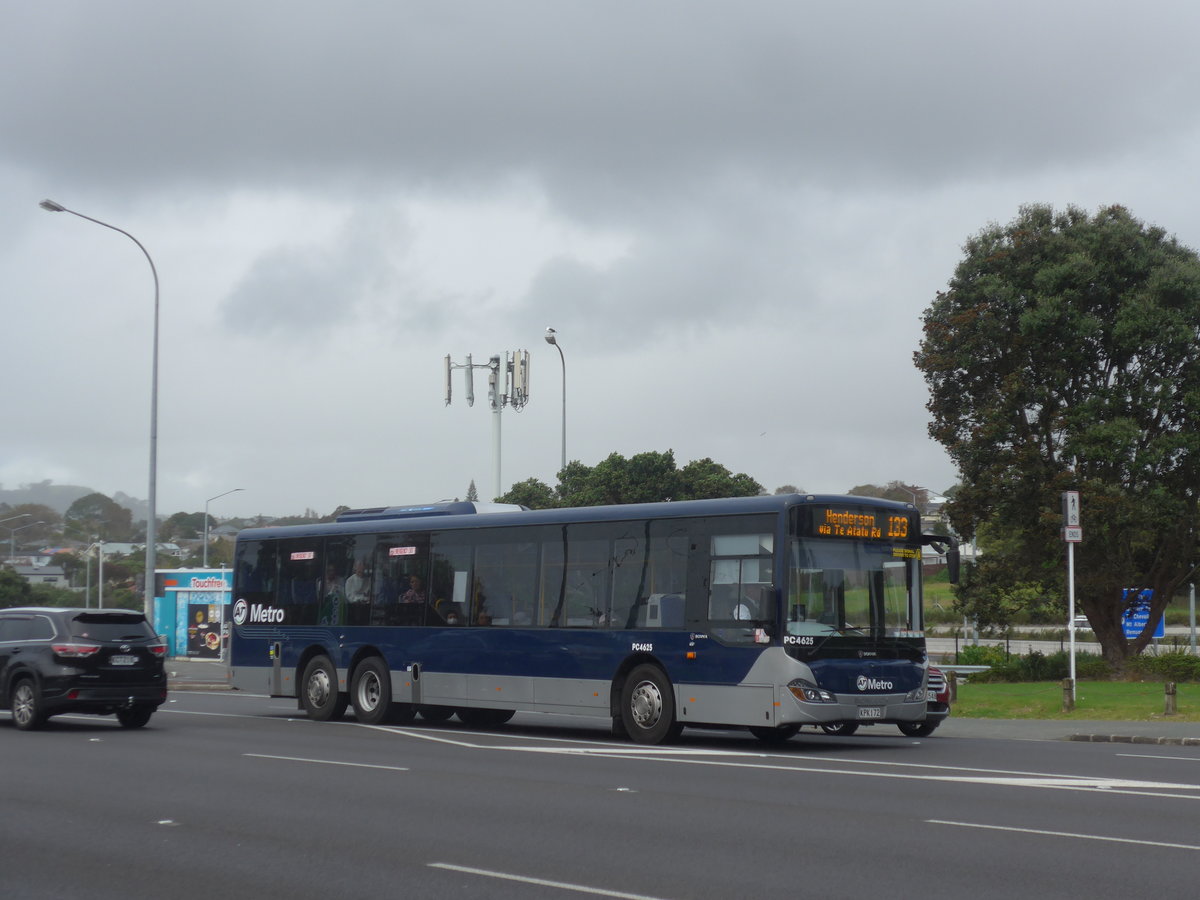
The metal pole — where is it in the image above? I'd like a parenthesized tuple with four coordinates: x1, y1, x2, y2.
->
(1190, 580, 1196, 655)
(204, 488, 243, 568)
(98, 541, 105, 610)
(40, 200, 159, 624)
(1067, 541, 1076, 700)
(544, 328, 566, 472)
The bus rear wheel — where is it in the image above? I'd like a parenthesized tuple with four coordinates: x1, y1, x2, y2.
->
(417, 705, 455, 722)
(351, 657, 395, 726)
(457, 708, 515, 728)
(301, 655, 348, 721)
(620, 664, 681, 745)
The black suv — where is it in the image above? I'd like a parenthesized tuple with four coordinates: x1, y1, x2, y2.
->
(0, 607, 168, 730)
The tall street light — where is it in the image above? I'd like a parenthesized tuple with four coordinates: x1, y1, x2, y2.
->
(544, 327, 566, 473)
(41, 199, 160, 621)
(7, 520, 45, 562)
(204, 488, 244, 567)
(0, 513, 32, 527)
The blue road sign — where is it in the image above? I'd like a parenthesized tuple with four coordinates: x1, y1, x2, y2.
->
(1122, 588, 1165, 640)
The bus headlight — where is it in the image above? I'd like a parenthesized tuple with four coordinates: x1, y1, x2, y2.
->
(787, 679, 836, 704)
(904, 685, 926, 702)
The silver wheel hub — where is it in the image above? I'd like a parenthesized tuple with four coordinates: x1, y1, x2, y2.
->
(307, 668, 332, 708)
(358, 672, 381, 711)
(629, 679, 663, 729)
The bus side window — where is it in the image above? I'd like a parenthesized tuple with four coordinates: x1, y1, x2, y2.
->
(278, 540, 323, 627)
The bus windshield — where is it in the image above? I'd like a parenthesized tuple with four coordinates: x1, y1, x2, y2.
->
(786, 538, 920, 638)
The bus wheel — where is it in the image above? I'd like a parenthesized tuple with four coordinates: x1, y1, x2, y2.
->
(820, 721, 859, 736)
(749, 724, 800, 744)
(301, 655, 347, 721)
(417, 705, 455, 722)
(897, 721, 938, 737)
(457, 708, 515, 728)
(621, 665, 681, 745)
(351, 657, 393, 726)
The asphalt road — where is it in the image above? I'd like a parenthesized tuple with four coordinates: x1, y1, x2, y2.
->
(3, 690, 1199, 900)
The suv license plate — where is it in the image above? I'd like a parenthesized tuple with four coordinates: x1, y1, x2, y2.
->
(110, 655, 137, 666)
(926, 689, 938, 701)
(857, 706, 884, 720)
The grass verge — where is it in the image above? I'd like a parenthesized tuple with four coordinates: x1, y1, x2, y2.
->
(953, 679, 1200, 722)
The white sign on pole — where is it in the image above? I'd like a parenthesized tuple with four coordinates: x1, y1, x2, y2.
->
(1062, 491, 1081, 702)
(1062, 491, 1080, 527)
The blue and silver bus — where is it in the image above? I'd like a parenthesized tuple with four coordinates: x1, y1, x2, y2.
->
(229, 493, 957, 744)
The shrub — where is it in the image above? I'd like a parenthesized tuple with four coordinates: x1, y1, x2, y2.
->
(1125, 651, 1200, 683)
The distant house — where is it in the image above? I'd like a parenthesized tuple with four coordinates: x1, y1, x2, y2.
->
(89, 542, 184, 559)
(12, 565, 68, 588)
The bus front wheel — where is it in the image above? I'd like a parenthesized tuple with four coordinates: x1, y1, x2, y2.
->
(301, 655, 348, 721)
(820, 721, 859, 736)
(749, 724, 800, 743)
(620, 665, 681, 745)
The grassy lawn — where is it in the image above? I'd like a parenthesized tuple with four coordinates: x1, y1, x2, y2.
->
(953, 679, 1200, 721)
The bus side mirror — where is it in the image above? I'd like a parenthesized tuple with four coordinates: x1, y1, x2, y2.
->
(922, 534, 960, 585)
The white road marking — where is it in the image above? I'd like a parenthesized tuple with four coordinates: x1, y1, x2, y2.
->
(377, 728, 1200, 798)
(928, 819, 1200, 851)
(1118, 753, 1200, 763)
(429, 862, 674, 899)
(244, 753, 408, 772)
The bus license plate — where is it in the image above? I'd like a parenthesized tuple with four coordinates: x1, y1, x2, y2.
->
(110, 655, 137, 666)
(857, 706, 884, 720)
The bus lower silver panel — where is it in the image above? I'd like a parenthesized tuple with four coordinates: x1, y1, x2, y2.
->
(675, 683, 776, 728)
(390, 671, 610, 716)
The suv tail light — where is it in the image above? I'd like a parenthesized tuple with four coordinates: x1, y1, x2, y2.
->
(148, 642, 168, 659)
(52, 642, 102, 659)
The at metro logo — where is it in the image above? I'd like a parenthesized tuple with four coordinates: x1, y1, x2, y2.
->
(233, 600, 285, 625)
(856, 675, 894, 691)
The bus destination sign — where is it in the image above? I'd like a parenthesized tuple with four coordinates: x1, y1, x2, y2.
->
(800, 505, 916, 542)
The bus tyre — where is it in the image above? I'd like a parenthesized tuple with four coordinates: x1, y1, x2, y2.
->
(301, 655, 347, 722)
(749, 724, 800, 743)
(351, 657, 394, 726)
(820, 722, 859, 736)
(417, 705, 455, 722)
(898, 721, 938, 737)
(456, 708, 515, 728)
(620, 665, 681, 745)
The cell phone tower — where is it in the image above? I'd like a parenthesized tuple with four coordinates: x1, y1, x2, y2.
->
(444, 350, 530, 499)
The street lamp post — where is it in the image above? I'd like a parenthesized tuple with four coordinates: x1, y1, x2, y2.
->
(204, 488, 244, 567)
(6, 520, 45, 562)
(41, 199, 160, 622)
(544, 327, 566, 473)
(0, 513, 32, 526)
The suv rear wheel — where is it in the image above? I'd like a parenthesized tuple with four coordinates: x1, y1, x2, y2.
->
(11, 680, 46, 731)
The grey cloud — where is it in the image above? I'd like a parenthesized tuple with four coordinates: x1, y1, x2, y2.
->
(7, 1, 1198, 217)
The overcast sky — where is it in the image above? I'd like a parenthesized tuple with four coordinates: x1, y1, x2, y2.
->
(4, 1, 1200, 520)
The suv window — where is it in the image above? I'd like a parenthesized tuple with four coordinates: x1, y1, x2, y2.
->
(67, 613, 156, 642)
(0, 617, 32, 642)
(27, 616, 55, 640)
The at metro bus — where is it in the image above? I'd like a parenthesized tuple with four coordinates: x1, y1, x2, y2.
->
(228, 493, 958, 744)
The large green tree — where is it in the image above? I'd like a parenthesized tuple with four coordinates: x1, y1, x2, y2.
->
(64, 492, 135, 541)
(915, 204, 1200, 668)
(496, 450, 763, 509)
